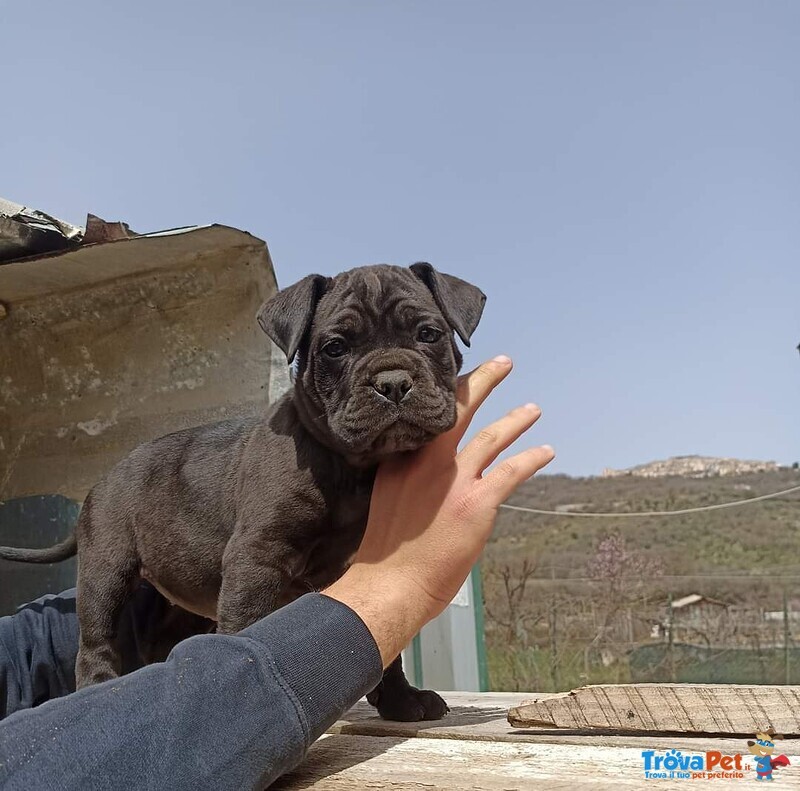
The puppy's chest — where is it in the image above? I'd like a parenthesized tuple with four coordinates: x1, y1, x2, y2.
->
(301, 486, 372, 587)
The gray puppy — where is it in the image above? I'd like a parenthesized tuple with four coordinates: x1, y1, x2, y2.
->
(0, 263, 485, 721)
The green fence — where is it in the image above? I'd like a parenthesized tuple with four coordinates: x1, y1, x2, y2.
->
(629, 643, 800, 685)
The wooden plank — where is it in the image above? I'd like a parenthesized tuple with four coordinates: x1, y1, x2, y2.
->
(274, 733, 800, 790)
(331, 692, 789, 750)
(508, 684, 800, 735)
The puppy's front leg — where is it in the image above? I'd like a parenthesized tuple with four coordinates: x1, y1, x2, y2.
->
(216, 532, 299, 634)
(367, 654, 449, 721)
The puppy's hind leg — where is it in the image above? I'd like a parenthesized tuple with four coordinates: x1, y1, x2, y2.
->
(74, 495, 139, 688)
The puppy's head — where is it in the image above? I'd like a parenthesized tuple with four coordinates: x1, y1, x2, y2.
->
(257, 263, 486, 463)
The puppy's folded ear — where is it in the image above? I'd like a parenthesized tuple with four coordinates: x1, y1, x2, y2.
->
(410, 262, 486, 346)
(257, 274, 330, 363)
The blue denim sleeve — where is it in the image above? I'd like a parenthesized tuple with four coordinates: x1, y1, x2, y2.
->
(0, 593, 383, 791)
(0, 590, 80, 718)
(0, 584, 215, 720)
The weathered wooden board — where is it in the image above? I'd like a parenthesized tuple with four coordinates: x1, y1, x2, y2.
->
(330, 693, 771, 750)
(508, 684, 800, 735)
(274, 732, 800, 790)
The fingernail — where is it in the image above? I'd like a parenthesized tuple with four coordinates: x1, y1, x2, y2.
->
(541, 444, 555, 455)
(523, 402, 539, 412)
(492, 354, 512, 365)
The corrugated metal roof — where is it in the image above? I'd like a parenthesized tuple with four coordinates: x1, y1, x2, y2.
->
(0, 198, 84, 263)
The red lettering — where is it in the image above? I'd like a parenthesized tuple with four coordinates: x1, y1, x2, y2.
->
(706, 751, 722, 770)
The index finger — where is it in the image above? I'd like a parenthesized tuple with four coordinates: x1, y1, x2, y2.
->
(446, 355, 514, 448)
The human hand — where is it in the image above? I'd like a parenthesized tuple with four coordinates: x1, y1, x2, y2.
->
(324, 355, 554, 666)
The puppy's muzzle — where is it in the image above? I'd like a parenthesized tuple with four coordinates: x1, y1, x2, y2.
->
(370, 369, 413, 405)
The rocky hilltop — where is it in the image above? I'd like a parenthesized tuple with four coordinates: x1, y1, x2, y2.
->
(602, 455, 781, 479)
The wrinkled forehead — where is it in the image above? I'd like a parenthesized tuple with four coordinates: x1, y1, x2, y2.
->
(313, 266, 442, 336)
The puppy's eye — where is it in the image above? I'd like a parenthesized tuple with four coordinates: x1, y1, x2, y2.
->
(322, 339, 349, 358)
(417, 326, 442, 344)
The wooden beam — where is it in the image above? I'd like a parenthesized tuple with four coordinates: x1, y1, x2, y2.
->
(508, 684, 800, 735)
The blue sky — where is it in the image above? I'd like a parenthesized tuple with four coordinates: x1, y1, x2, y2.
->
(3, 1, 799, 475)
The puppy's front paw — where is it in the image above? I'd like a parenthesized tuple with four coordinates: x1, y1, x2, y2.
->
(374, 686, 449, 722)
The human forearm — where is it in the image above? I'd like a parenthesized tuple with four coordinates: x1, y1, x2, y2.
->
(323, 567, 425, 667)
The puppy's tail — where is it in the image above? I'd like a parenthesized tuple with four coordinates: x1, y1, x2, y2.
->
(0, 534, 77, 563)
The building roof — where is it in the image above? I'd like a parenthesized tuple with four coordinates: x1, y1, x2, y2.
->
(671, 593, 729, 609)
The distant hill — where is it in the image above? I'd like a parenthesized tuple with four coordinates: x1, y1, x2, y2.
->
(487, 465, 800, 603)
(602, 455, 783, 479)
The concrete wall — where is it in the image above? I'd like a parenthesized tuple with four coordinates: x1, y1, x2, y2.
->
(0, 225, 287, 503)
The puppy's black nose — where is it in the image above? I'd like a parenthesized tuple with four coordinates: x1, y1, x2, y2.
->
(371, 370, 413, 404)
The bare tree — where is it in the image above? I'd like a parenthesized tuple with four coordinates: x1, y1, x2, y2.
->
(485, 559, 543, 643)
